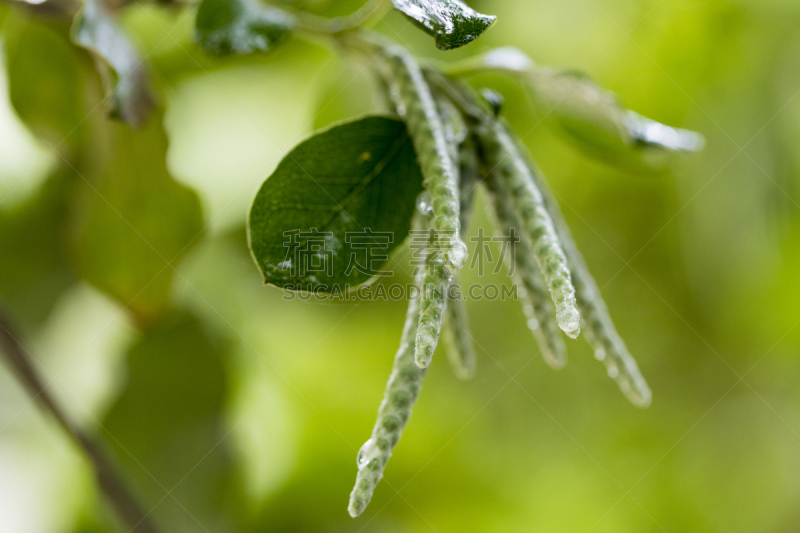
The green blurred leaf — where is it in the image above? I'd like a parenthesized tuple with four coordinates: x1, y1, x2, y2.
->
(0, 171, 77, 329)
(392, 0, 495, 51)
(100, 311, 241, 532)
(195, 0, 295, 57)
(248, 115, 423, 292)
(71, 0, 155, 127)
(529, 70, 704, 173)
(450, 47, 705, 173)
(71, 110, 204, 322)
(5, 16, 89, 156)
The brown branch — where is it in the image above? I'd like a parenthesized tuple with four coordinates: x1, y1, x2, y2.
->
(0, 307, 162, 533)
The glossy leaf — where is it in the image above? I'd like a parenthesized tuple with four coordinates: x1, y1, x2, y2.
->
(70, 111, 204, 322)
(448, 47, 704, 173)
(71, 0, 155, 127)
(248, 115, 424, 292)
(195, 0, 295, 57)
(392, 0, 495, 50)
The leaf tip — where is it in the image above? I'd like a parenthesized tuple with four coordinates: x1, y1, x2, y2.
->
(433, 13, 497, 50)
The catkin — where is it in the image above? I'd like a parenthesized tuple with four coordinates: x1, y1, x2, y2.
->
(482, 166, 567, 369)
(475, 121, 581, 339)
(520, 155, 652, 406)
(380, 45, 468, 275)
(457, 135, 479, 233)
(348, 249, 427, 517)
(573, 267, 652, 407)
(441, 136, 481, 378)
(441, 277, 477, 380)
(412, 86, 468, 368)
(415, 231, 449, 368)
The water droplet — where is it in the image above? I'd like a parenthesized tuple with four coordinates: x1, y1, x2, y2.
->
(417, 192, 433, 215)
(557, 307, 581, 339)
(527, 318, 539, 330)
(625, 111, 705, 152)
(446, 236, 468, 272)
(356, 438, 380, 470)
(594, 348, 606, 361)
(607, 366, 619, 378)
(480, 88, 504, 117)
(523, 304, 534, 316)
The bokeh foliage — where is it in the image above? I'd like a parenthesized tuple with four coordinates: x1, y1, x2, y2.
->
(1, 0, 800, 531)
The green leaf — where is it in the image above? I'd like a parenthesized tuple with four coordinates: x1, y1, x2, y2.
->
(0, 171, 77, 329)
(392, 0, 495, 50)
(100, 311, 243, 532)
(528, 69, 704, 172)
(70, 110, 204, 322)
(71, 0, 155, 127)
(449, 47, 704, 173)
(248, 115, 424, 292)
(5, 16, 89, 155)
(195, 0, 295, 57)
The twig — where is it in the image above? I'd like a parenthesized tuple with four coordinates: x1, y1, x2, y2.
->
(0, 307, 162, 533)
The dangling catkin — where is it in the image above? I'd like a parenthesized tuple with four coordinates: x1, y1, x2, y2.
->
(475, 121, 581, 339)
(482, 165, 567, 368)
(348, 214, 429, 516)
(381, 45, 468, 275)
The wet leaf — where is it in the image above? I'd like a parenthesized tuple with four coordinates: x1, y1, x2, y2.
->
(392, 0, 495, 50)
(70, 110, 204, 322)
(248, 115, 423, 292)
(195, 0, 295, 57)
(71, 0, 155, 127)
(450, 47, 705, 173)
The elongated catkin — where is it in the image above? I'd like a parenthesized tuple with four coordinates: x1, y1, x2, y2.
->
(475, 121, 581, 339)
(348, 212, 429, 516)
(482, 167, 567, 368)
(381, 45, 468, 275)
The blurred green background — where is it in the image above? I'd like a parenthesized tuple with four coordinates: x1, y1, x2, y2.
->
(2, 0, 800, 531)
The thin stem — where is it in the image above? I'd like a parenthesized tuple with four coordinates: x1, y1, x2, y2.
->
(0, 308, 162, 533)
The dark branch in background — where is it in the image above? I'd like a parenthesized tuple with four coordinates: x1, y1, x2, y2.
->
(0, 307, 162, 533)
